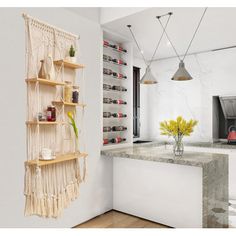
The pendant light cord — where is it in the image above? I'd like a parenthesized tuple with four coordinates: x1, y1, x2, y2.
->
(157, 15, 181, 61)
(182, 7, 207, 61)
(157, 7, 207, 62)
(127, 25, 148, 66)
(149, 13, 172, 67)
(127, 13, 171, 67)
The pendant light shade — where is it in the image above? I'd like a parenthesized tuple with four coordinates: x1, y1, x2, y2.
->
(171, 60, 192, 81)
(140, 66, 158, 84)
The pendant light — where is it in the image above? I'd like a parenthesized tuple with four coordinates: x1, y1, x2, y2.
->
(127, 12, 173, 84)
(157, 8, 207, 81)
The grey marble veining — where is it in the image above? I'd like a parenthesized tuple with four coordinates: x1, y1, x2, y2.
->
(132, 140, 236, 150)
(101, 144, 229, 228)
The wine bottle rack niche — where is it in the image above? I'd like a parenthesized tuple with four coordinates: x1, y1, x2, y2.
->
(102, 29, 133, 149)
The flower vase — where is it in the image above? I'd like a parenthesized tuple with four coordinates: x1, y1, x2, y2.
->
(75, 138, 80, 155)
(173, 136, 184, 157)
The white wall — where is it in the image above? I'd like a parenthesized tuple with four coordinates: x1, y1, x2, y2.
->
(145, 48, 236, 142)
(100, 7, 148, 24)
(0, 8, 113, 227)
(65, 7, 100, 23)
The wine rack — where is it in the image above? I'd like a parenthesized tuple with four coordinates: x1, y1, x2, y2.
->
(102, 29, 133, 149)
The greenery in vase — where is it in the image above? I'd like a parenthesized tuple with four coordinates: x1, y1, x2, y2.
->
(67, 111, 78, 138)
(69, 45, 76, 57)
(160, 116, 198, 141)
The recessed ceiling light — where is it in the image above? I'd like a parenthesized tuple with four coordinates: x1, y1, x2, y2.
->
(166, 41, 171, 47)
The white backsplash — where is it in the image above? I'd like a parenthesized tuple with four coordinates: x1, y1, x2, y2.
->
(138, 48, 236, 142)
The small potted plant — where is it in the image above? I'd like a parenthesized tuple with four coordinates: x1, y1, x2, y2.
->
(68, 45, 76, 63)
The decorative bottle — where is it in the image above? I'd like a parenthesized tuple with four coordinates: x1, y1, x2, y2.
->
(38, 60, 47, 79)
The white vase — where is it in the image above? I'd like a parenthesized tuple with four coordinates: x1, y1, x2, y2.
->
(45, 54, 55, 80)
(70, 57, 76, 63)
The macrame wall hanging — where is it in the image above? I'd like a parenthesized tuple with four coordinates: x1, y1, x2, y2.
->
(23, 13, 87, 218)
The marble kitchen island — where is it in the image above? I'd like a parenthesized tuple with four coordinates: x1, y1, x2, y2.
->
(101, 144, 228, 228)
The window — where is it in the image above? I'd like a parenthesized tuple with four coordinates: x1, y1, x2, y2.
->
(133, 66, 140, 138)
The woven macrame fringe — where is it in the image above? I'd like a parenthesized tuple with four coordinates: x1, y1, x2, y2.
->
(25, 181, 80, 218)
(24, 159, 82, 218)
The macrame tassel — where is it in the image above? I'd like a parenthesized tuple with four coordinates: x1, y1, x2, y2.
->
(75, 158, 81, 183)
(24, 165, 31, 195)
(82, 158, 87, 182)
(35, 166, 43, 198)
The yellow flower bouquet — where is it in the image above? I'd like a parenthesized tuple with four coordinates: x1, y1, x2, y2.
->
(160, 116, 198, 156)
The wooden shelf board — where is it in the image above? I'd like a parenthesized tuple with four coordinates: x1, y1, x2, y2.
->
(26, 121, 62, 125)
(52, 101, 86, 107)
(25, 78, 65, 86)
(26, 152, 88, 167)
(54, 60, 85, 69)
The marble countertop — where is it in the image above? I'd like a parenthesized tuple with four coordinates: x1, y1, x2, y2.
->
(133, 140, 236, 150)
(101, 144, 227, 168)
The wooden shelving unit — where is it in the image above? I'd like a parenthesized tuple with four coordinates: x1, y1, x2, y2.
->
(54, 60, 85, 69)
(26, 78, 65, 86)
(25, 152, 88, 167)
(26, 60, 87, 164)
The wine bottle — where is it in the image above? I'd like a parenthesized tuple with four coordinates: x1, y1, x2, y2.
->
(103, 84, 112, 91)
(103, 98, 113, 104)
(103, 112, 112, 118)
(103, 138, 109, 145)
(112, 85, 127, 92)
(112, 72, 127, 79)
(103, 40, 110, 47)
(110, 137, 126, 144)
(103, 126, 111, 132)
(103, 68, 113, 75)
(112, 113, 127, 118)
(112, 126, 127, 131)
(113, 99, 127, 105)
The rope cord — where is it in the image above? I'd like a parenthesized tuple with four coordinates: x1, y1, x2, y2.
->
(127, 13, 171, 66)
(157, 8, 208, 61)
(157, 17, 181, 61)
(127, 26, 148, 66)
(182, 7, 207, 61)
(149, 13, 172, 67)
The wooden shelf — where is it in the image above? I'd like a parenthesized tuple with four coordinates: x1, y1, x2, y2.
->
(26, 121, 62, 125)
(52, 100, 86, 107)
(25, 152, 88, 167)
(54, 60, 85, 69)
(26, 78, 65, 86)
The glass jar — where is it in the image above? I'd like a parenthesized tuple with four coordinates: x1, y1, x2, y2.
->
(46, 106, 56, 122)
(72, 86, 79, 103)
(64, 81, 72, 103)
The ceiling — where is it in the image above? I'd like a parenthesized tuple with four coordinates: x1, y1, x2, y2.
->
(102, 7, 236, 60)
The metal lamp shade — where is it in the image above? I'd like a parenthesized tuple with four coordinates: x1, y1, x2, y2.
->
(171, 60, 192, 81)
(140, 66, 158, 84)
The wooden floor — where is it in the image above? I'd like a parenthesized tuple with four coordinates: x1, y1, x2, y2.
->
(75, 210, 170, 228)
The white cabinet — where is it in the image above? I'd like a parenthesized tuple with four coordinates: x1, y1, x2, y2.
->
(113, 157, 203, 228)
